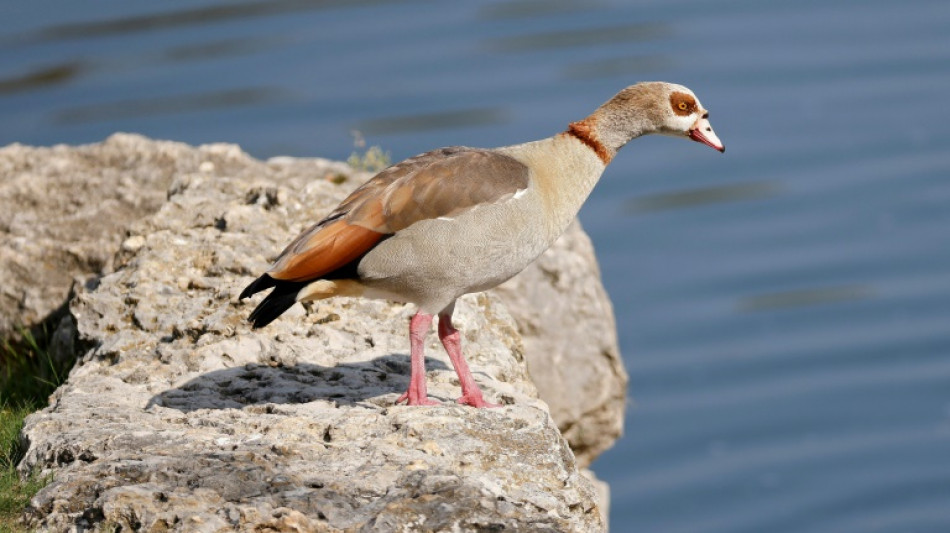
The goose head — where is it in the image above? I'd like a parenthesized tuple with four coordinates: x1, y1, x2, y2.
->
(655, 83, 725, 153)
(576, 81, 725, 161)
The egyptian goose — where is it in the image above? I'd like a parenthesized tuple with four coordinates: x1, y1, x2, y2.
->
(240, 81, 724, 408)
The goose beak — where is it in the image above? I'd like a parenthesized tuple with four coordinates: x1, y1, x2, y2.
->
(688, 116, 725, 153)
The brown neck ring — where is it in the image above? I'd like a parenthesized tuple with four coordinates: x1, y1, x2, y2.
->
(565, 120, 612, 165)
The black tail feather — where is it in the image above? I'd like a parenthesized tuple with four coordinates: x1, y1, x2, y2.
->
(239, 274, 278, 300)
(248, 288, 298, 329)
(242, 274, 308, 329)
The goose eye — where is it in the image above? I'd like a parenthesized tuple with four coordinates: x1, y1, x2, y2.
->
(670, 92, 696, 116)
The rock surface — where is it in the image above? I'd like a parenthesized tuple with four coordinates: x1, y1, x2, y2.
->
(0, 134, 214, 339)
(18, 140, 607, 531)
(496, 222, 628, 467)
(1, 134, 626, 465)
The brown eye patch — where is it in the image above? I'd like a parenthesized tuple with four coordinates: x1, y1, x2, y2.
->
(670, 92, 697, 116)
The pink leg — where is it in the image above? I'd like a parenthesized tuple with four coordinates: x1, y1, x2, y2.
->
(396, 311, 439, 406)
(438, 310, 500, 408)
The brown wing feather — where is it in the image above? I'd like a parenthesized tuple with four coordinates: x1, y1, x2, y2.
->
(266, 147, 529, 282)
(343, 147, 530, 233)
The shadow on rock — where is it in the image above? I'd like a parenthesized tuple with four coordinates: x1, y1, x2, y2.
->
(148, 354, 451, 412)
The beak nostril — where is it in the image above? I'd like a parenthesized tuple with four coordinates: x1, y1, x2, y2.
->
(706, 127, 711, 131)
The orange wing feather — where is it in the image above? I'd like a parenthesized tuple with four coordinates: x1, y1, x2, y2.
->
(268, 220, 384, 282)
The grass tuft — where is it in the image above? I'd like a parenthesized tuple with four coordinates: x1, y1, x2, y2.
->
(0, 403, 49, 533)
(0, 327, 68, 408)
(346, 130, 391, 173)
(347, 145, 391, 173)
(0, 326, 73, 532)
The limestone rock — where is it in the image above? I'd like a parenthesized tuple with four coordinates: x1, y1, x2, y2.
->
(495, 222, 628, 467)
(19, 149, 605, 531)
(0, 134, 217, 338)
(1, 135, 627, 465)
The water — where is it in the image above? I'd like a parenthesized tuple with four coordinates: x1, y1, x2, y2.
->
(3, 1, 950, 530)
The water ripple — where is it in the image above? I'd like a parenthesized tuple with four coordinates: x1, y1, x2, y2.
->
(486, 22, 670, 52)
(54, 88, 288, 124)
(354, 107, 508, 136)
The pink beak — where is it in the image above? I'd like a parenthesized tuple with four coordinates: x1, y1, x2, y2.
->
(689, 116, 725, 153)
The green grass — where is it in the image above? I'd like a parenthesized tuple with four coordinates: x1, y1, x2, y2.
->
(0, 328, 67, 408)
(0, 404, 49, 533)
(346, 131, 391, 174)
(347, 145, 391, 173)
(0, 327, 72, 532)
